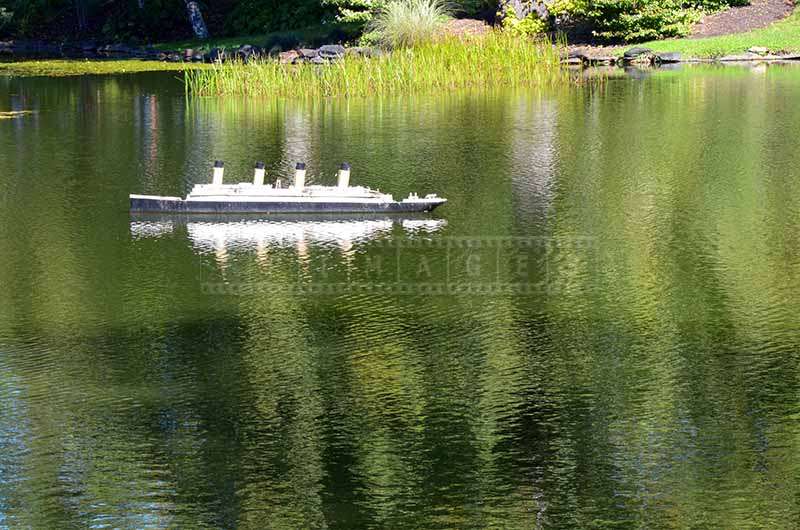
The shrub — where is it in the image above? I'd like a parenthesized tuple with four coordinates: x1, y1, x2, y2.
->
(358, 29, 382, 46)
(455, 0, 498, 18)
(579, 0, 702, 41)
(322, 0, 384, 24)
(264, 31, 303, 50)
(224, 0, 325, 34)
(368, 0, 452, 48)
(551, 0, 749, 42)
(501, 6, 548, 37)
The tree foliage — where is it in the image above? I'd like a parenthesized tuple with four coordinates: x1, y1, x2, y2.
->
(0, 0, 187, 40)
(224, 0, 325, 35)
(548, 0, 751, 41)
(0, 0, 758, 44)
(322, 0, 380, 23)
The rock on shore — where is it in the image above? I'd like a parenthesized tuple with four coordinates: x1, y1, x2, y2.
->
(0, 39, 376, 66)
(562, 45, 800, 69)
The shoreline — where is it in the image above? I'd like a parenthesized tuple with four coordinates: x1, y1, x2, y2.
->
(563, 46, 800, 68)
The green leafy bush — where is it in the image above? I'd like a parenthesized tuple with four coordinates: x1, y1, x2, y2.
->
(552, 0, 751, 42)
(224, 0, 324, 34)
(98, 0, 187, 42)
(501, 6, 548, 37)
(0, 0, 189, 41)
(455, 0, 498, 18)
(0, 0, 64, 38)
(368, 0, 451, 48)
(322, 0, 383, 23)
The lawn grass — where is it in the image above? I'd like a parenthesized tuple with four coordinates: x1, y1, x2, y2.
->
(639, 8, 800, 58)
(0, 59, 207, 78)
(185, 33, 570, 98)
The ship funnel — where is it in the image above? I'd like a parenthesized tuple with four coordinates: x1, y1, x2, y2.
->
(337, 162, 351, 189)
(294, 162, 307, 190)
(212, 160, 225, 186)
(253, 161, 266, 186)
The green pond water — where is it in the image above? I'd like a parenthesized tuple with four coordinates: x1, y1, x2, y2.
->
(1, 65, 800, 528)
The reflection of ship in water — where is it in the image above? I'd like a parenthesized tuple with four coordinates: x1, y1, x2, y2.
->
(130, 215, 447, 258)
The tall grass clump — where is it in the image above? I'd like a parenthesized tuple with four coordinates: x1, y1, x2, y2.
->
(185, 32, 571, 99)
(368, 0, 452, 48)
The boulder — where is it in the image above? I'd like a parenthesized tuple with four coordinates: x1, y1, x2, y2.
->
(318, 44, 346, 61)
(562, 50, 586, 60)
(345, 47, 375, 58)
(279, 50, 300, 64)
(310, 56, 326, 65)
(587, 56, 615, 66)
(719, 53, 762, 62)
(748, 46, 769, 56)
(99, 43, 136, 55)
(655, 52, 681, 63)
(236, 44, 262, 62)
(623, 47, 654, 64)
(560, 50, 587, 66)
(298, 48, 318, 59)
(208, 48, 226, 63)
(623, 46, 653, 59)
(141, 46, 161, 58)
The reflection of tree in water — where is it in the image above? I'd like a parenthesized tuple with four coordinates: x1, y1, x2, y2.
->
(136, 94, 160, 190)
(3, 73, 800, 527)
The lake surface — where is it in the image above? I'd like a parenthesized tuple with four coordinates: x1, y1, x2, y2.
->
(1, 65, 800, 528)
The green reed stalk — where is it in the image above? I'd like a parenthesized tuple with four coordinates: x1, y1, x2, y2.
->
(185, 32, 571, 99)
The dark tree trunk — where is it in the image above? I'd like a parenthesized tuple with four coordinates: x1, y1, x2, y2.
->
(184, 1, 209, 40)
(75, 0, 88, 32)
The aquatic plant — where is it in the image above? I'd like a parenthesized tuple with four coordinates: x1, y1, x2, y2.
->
(0, 111, 34, 119)
(185, 32, 570, 98)
(0, 60, 205, 78)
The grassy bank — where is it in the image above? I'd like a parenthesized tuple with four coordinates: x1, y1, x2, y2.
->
(640, 8, 800, 57)
(0, 60, 207, 78)
(185, 33, 569, 98)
